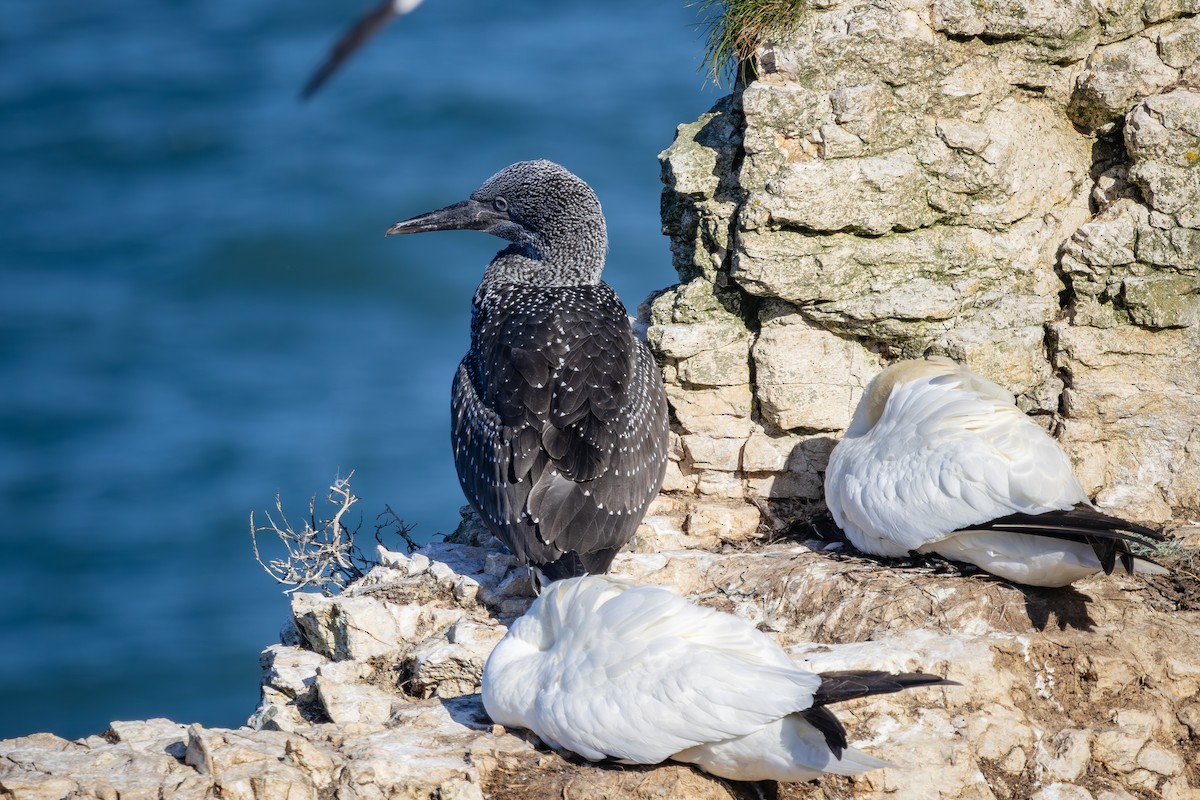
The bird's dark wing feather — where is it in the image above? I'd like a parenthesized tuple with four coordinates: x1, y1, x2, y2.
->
(451, 358, 567, 567)
(963, 504, 1164, 575)
(799, 707, 849, 759)
(301, 0, 400, 100)
(452, 282, 669, 577)
(805, 671, 959, 757)
(813, 671, 958, 707)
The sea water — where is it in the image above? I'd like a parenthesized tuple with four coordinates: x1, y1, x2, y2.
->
(0, 0, 718, 738)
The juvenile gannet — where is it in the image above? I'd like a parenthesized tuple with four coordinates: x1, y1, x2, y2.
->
(386, 161, 669, 583)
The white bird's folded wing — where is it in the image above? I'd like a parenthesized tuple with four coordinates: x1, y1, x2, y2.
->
(829, 372, 1086, 554)
(486, 578, 821, 764)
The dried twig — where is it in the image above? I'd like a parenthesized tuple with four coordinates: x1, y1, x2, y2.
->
(250, 473, 373, 595)
(376, 504, 420, 553)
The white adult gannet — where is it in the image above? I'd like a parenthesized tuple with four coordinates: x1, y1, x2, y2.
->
(824, 357, 1166, 587)
(302, 0, 425, 99)
(482, 576, 954, 782)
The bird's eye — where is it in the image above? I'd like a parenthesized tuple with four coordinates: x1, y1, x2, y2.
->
(493, 197, 508, 212)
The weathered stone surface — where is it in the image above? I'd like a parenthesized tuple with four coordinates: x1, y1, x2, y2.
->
(1068, 34, 1181, 133)
(4, 518, 1200, 800)
(676, 337, 752, 387)
(314, 662, 396, 725)
(291, 592, 462, 662)
(683, 500, 761, 543)
(648, 319, 748, 360)
(1126, 88, 1200, 229)
(1053, 89, 1200, 521)
(932, 0, 1098, 43)
(1052, 320, 1200, 520)
(646, 0, 1200, 528)
(1038, 728, 1093, 783)
(663, 382, 753, 439)
(753, 304, 881, 433)
(407, 618, 506, 699)
(754, 148, 940, 236)
(260, 644, 325, 701)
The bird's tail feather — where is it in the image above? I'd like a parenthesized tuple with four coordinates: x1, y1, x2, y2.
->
(813, 671, 959, 707)
(821, 745, 896, 775)
(805, 671, 958, 757)
(959, 504, 1165, 576)
(1132, 556, 1170, 576)
(532, 547, 619, 589)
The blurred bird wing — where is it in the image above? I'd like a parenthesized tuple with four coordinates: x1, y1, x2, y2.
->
(827, 372, 1085, 553)
(488, 578, 821, 764)
(301, 0, 426, 99)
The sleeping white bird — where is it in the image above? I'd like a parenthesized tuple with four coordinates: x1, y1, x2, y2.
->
(481, 575, 954, 782)
(824, 356, 1166, 587)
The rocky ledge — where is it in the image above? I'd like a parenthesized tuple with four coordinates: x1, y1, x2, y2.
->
(3, 511, 1198, 800)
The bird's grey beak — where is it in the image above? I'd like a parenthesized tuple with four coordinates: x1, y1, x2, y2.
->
(385, 199, 506, 235)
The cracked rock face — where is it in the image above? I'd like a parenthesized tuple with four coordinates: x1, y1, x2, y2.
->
(3, 516, 1197, 799)
(649, 0, 1200, 526)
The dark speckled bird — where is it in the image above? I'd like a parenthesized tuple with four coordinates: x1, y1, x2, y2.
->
(386, 160, 670, 583)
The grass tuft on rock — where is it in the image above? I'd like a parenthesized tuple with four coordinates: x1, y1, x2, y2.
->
(694, 0, 808, 85)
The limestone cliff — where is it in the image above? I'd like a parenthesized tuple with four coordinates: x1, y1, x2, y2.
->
(650, 0, 1200, 535)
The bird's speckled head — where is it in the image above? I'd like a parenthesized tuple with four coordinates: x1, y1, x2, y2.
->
(386, 160, 608, 287)
(471, 160, 607, 286)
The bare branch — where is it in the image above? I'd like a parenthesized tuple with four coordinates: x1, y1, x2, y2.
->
(250, 472, 386, 595)
(376, 504, 420, 553)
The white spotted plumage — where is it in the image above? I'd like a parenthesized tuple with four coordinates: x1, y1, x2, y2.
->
(389, 161, 669, 582)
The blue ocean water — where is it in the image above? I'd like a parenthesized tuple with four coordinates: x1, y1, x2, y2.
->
(0, 0, 718, 739)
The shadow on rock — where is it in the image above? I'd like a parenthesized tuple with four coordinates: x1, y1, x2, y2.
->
(440, 693, 494, 732)
(1017, 584, 1096, 632)
(785, 509, 1100, 633)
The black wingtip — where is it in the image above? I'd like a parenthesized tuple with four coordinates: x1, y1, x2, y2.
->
(298, 0, 400, 102)
(803, 672, 958, 758)
(532, 552, 589, 584)
(800, 706, 848, 759)
(961, 504, 1166, 577)
(299, 68, 333, 102)
(979, 504, 1165, 542)
(814, 670, 959, 707)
